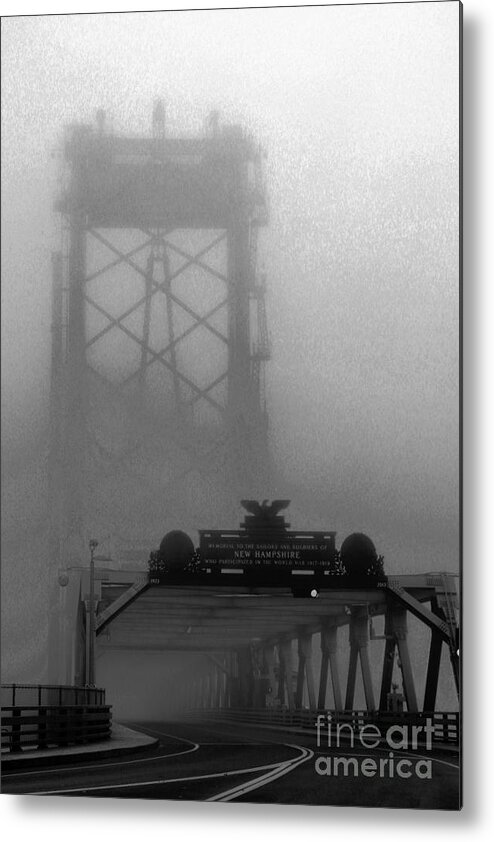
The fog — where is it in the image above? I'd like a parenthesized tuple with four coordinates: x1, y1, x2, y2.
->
(1, 4, 459, 689)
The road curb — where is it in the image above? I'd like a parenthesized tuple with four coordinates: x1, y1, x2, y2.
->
(1, 727, 159, 772)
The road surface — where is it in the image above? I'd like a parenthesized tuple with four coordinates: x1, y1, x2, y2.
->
(1, 718, 460, 809)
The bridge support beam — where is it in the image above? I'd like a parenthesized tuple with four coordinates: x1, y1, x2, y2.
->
(223, 661, 229, 707)
(319, 626, 342, 710)
(379, 610, 396, 711)
(318, 635, 329, 709)
(204, 673, 211, 709)
(72, 597, 86, 687)
(391, 605, 418, 713)
(222, 654, 230, 708)
(219, 664, 225, 708)
(305, 635, 317, 710)
(424, 631, 442, 712)
(220, 665, 226, 708)
(210, 671, 215, 708)
(423, 598, 443, 712)
(279, 639, 295, 710)
(264, 645, 277, 707)
(345, 607, 376, 712)
(276, 641, 285, 707)
(345, 643, 359, 710)
(199, 675, 205, 709)
(228, 651, 240, 708)
(214, 666, 221, 708)
(238, 647, 255, 708)
(295, 642, 305, 708)
(221, 657, 228, 708)
(296, 633, 316, 710)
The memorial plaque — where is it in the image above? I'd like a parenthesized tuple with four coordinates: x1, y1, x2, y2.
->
(199, 531, 336, 568)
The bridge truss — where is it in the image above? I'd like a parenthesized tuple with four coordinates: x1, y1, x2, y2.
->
(49, 107, 271, 583)
(57, 566, 459, 733)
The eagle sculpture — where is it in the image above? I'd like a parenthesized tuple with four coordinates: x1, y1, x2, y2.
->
(241, 499, 290, 518)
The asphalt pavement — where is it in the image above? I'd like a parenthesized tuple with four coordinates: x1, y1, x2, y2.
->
(0, 718, 461, 809)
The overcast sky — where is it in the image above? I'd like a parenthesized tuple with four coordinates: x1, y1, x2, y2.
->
(1, 3, 460, 677)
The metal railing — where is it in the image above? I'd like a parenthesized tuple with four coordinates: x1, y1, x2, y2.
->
(1, 684, 111, 754)
(1, 684, 105, 707)
(190, 708, 460, 745)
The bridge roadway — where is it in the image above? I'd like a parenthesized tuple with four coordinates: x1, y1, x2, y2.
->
(1, 719, 460, 809)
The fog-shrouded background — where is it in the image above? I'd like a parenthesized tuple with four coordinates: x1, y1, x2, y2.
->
(1, 3, 459, 689)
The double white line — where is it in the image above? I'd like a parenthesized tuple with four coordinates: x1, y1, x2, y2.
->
(207, 743, 314, 802)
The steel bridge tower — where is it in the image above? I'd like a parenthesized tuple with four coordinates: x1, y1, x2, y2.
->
(49, 105, 271, 586)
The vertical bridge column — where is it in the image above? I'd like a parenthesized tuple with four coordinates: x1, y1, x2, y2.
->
(219, 656, 228, 708)
(276, 640, 285, 707)
(229, 651, 240, 708)
(193, 678, 200, 709)
(379, 608, 397, 711)
(345, 606, 376, 712)
(207, 671, 214, 709)
(201, 674, 208, 709)
(224, 653, 233, 709)
(423, 597, 444, 712)
(263, 645, 277, 707)
(319, 626, 342, 710)
(296, 633, 316, 710)
(391, 604, 418, 713)
(214, 665, 222, 709)
(238, 647, 254, 708)
(207, 654, 232, 709)
(279, 639, 295, 710)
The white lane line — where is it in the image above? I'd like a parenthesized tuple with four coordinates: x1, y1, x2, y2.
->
(207, 743, 314, 803)
(31, 761, 286, 796)
(191, 720, 460, 774)
(394, 752, 459, 771)
(3, 728, 199, 780)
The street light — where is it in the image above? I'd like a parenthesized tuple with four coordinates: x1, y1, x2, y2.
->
(85, 539, 98, 687)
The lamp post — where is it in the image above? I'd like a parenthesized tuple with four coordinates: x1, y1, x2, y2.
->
(85, 538, 98, 687)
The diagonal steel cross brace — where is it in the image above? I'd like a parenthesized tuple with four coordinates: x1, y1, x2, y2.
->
(84, 294, 226, 415)
(207, 654, 234, 678)
(87, 365, 229, 446)
(120, 297, 229, 388)
(86, 229, 228, 348)
(96, 576, 149, 635)
(84, 235, 155, 284)
(86, 378, 233, 503)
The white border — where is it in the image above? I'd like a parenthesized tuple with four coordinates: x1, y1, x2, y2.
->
(2, 0, 493, 837)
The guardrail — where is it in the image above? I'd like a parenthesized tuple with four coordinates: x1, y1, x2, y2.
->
(1, 684, 105, 707)
(190, 708, 459, 745)
(1, 684, 111, 754)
